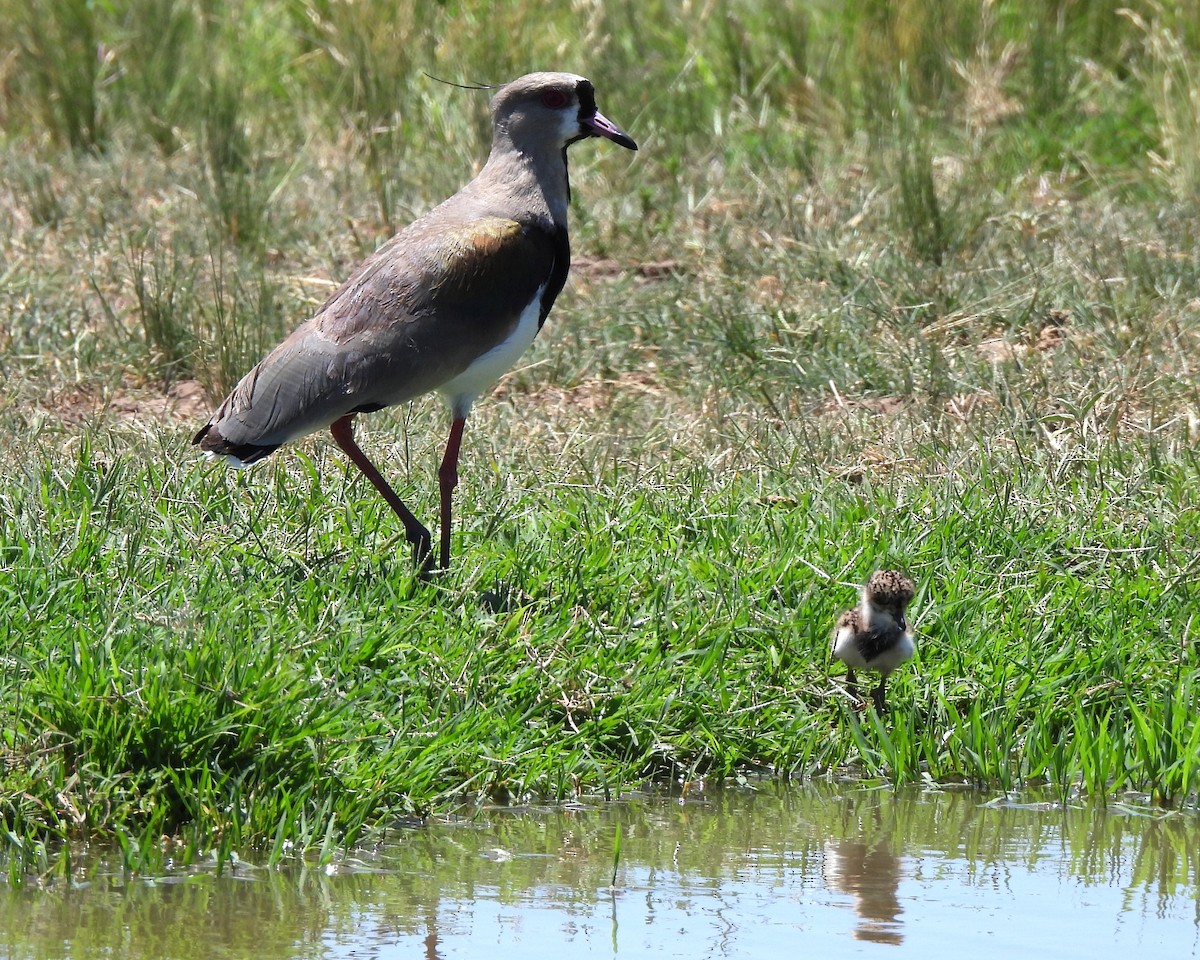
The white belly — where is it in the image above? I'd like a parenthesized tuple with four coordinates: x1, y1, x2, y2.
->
(438, 289, 544, 418)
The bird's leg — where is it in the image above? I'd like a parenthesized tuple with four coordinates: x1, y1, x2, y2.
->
(437, 417, 466, 571)
(845, 667, 860, 704)
(871, 675, 889, 713)
(330, 415, 433, 570)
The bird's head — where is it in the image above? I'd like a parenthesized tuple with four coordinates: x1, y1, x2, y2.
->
(490, 72, 637, 154)
(861, 570, 916, 632)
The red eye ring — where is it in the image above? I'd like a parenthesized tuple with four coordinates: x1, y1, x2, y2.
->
(541, 89, 569, 109)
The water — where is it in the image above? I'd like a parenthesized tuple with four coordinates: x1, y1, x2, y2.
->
(2, 781, 1198, 959)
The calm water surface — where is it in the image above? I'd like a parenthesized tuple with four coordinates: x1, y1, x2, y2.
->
(3, 782, 1198, 959)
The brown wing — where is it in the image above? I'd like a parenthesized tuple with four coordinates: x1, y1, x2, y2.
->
(195, 215, 561, 458)
(832, 608, 860, 656)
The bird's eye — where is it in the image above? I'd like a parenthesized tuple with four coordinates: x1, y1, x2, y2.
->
(541, 89, 569, 109)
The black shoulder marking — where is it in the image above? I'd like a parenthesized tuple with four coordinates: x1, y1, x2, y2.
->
(538, 225, 570, 328)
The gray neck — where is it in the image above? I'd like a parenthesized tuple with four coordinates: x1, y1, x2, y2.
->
(471, 132, 572, 228)
(862, 599, 903, 633)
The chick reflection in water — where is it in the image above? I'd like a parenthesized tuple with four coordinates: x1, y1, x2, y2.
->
(823, 815, 905, 945)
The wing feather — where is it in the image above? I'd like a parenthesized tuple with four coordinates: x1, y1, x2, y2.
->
(196, 215, 560, 452)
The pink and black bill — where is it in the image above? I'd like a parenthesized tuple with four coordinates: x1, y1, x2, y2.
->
(574, 79, 637, 150)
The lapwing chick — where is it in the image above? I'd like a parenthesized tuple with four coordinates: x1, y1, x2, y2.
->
(831, 571, 916, 712)
(193, 73, 637, 573)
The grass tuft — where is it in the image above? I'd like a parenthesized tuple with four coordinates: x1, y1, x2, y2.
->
(10, 0, 108, 152)
(3, 0, 1200, 879)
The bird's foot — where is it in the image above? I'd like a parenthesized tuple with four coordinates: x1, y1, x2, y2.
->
(479, 581, 532, 613)
(410, 532, 439, 579)
(835, 680, 867, 711)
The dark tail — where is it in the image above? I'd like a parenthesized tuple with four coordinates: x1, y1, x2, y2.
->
(193, 422, 278, 466)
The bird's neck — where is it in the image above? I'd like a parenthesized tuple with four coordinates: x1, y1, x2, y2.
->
(475, 136, 572, 227)
(861, 600, 902, 633)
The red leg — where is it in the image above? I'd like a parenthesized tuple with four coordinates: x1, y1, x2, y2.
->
(330, 415, 432, 570)
(438, 417, 466, 570)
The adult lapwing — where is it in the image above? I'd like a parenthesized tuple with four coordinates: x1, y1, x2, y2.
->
(193, 72, 636, 571)
(831, 570, 917, 712)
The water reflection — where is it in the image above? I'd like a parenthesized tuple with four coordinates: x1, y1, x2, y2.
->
(824, 840, 904, 943)
(2, 783, 1198, 959)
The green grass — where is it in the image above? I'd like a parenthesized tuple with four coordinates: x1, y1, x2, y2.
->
(3, 0, 1200, 878)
